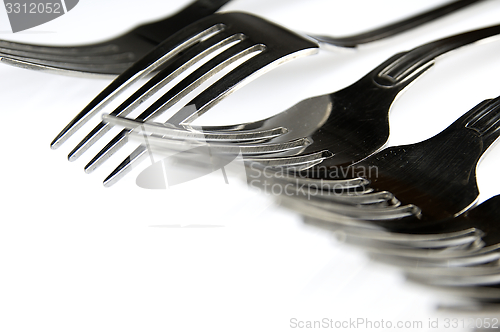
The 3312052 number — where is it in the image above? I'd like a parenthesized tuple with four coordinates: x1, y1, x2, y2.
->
(5, 2, 62, 14)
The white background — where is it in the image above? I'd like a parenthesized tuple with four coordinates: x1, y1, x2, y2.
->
(1, 1, 500, 331)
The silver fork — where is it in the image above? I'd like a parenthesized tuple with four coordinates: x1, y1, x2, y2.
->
(49, 1, 481, 182)
(0, 0, 231, 77)
(1, 0, 477, 77)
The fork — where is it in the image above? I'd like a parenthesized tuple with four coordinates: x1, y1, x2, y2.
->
(0, 0, 231, 77)
(103, 24, 500, 181)
(1, 0, 478, 77)
(287, 96, 500, 227)
(48, 2, 482, 180)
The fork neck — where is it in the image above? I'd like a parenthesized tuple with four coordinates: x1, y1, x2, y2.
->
(420, 96, 500, 163)
(458, 96, 500, 151)
(310, 0, 481, 48)
(371, 25, 500, 88)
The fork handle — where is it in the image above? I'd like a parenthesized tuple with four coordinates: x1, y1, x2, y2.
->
(133, 0, 231, 44)
(311, 0, 480, 48)
(373, 24, 500, 87)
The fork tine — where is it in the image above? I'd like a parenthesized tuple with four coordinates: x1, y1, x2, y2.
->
(368, 252, 497, 271)
(103, 114, 289, 143)
(244, 151, 334, 169)
(346, 228, 482, 248)
(350, 240, 484, 259)
(370, 252, 500, 269)
(0, 39, 118, 55)
(67, 33, 248, 161)
(50, 21, 226, 149)
(149, 136, 309, 155)
(345, 235, 482, 253)
(0, 48, 134, 63)
(278, 194, 420, 224)
(0, 54, 135, 76)
(102, 145, 149, 187)
(304, 217, 482, 245)
(295, 190, 397, 205)
(0, 35, 143, 77)
(278, 188, 405, 211)
(408, 272, 500, 287)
